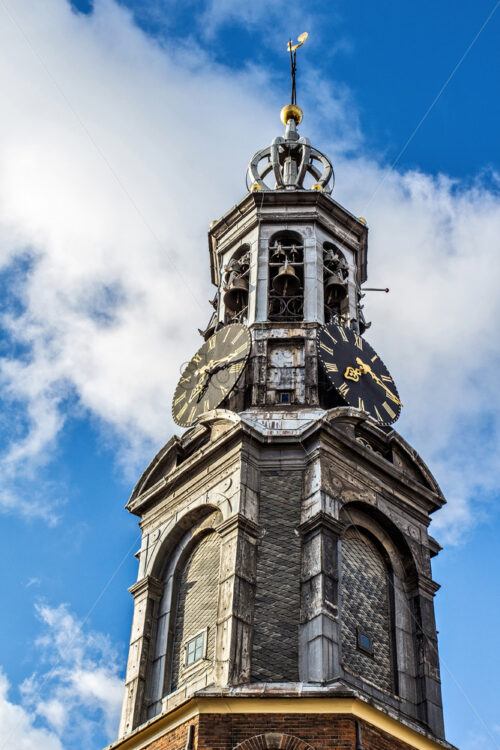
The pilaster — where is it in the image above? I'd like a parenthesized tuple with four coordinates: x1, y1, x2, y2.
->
(119, 576, 164, 737)
(298, 512, 344, 682)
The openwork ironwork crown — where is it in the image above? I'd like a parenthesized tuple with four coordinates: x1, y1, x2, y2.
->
(246, 110, 334, 193)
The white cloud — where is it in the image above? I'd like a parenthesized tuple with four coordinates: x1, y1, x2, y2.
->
(0, 670, 63, 750)
(19, 603, 123, 746)
(0, 0, 499, 544)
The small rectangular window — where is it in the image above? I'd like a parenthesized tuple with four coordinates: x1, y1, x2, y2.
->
(357, 629, 373, 655)
(278, 391, 291, 404)
(184, 630, 207, 667)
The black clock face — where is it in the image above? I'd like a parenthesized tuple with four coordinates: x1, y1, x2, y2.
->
(172, 323, 251, 427)
(318, 324, 402, 425)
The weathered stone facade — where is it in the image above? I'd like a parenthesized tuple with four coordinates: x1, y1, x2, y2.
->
(110, 105, 455, 750)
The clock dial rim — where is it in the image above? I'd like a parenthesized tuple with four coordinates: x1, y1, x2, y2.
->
(317, 323, 401, 426)
(172, 323, 251, 428)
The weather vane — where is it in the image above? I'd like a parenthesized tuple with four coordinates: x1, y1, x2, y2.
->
(287, 32, 308, 105)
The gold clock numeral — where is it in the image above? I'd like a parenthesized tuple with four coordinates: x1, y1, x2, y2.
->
(223, 327, 232, 343)
(207, 336, 216, 350)
(230, 362, 244, 374)
(358, 397, 365, 411)
(174, 392, 186, 405)
(325, 362, 338, 372)
(233, 343, 248, 356)
(187, 406, 196, 423)
(354, 334, 363, 350)
(176, 402, 188, 419)
(337, 326, 348, 342)
(371, 354, 378, 363)
(325, 329, 338, 345)
(233, 329, 245, 342)
(382, 401, 396, 419)
(201, 398, 210, 412)
(179, 375, 191, 385)
(320, 342, 334, 356)
(373, 405, 383, 422)
(192, 353, 202, 364)
(339, 382, 350, 397)
(381, 374, 393, 383)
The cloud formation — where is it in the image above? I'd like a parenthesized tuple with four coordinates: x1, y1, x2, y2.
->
(0, 603, 122, 750)
(0, 0, 499, 547)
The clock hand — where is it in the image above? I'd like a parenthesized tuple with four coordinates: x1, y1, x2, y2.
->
(355, 358, 403, 407)
(194, 355, 247, 403)
(194, 353, 234, 377)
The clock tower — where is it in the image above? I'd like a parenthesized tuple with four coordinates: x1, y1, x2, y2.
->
(106, 53, 457, 750)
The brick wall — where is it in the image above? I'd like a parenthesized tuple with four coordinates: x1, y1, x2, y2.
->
(140, 713, 416, 750)
(341, 528, 393, 694)
(170, 532, 221, 691)
(251, 470, 302, 682)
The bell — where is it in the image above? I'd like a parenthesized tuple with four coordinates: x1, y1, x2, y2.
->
(272, 261, 300, 296)
(223, 276, 249, 311)
(270, 244, 287, 263)
(325, 272, 347, 304)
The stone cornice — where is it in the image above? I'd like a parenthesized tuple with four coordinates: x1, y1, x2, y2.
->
(298, 511, 345, 538)
(129, 575, 164, 600)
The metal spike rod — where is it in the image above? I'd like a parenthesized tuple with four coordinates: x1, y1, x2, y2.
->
(287, 32, 308, 105)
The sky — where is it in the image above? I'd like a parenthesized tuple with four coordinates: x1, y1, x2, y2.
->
(0, 0, 499, 748)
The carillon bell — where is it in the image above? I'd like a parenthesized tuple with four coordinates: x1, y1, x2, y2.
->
(223, 276, 249, 312)
(324, 272, 347, 304)
(270, 244, 287, 263)
(272, 261, 300, 296)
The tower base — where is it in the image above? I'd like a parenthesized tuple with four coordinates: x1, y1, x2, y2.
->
(106, 688, 456, 750)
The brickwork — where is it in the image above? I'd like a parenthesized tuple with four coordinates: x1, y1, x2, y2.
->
(341, 528, 393, 694)
(251, 470, 302, 682)
(139, 713, 417, 750)
(170, 532, 221, 691)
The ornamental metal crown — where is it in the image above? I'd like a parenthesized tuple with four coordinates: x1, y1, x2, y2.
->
(246, 106, 334, 194)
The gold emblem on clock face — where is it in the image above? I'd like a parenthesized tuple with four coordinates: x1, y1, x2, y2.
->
(172, 324, 251, 427)
(318, 324, 402, 425)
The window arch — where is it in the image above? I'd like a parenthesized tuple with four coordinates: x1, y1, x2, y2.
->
(268, 231, 304, 321)
(145, 509, 222, 719)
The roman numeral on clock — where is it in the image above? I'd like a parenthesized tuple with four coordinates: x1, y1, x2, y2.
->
(382, 401, 396, 419)
(337, 326, 348, 342)
(325, 362, 338, 372)
(320, 342, 334, 356)
(354, 334, 363, 349)
(339, 382, 350, 397)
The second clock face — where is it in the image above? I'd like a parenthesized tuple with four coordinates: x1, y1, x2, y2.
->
(318, 324, 402, 425)
(172, 323, 251, 428)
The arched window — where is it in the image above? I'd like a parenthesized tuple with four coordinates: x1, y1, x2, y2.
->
(268, 231, 304, 321)
(169, 531, 221, 691)
(341, 527, 395, 694)
(323, 242, 348, 324)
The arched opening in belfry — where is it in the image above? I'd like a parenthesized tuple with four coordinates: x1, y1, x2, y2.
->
(323, 242, 349, 324)
(340, 526, 396, 695)
(223, 243, 250, 324)
(268, 230, 304, 321)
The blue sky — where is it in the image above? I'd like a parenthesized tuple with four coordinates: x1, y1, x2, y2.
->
(0, 1, 499, 749)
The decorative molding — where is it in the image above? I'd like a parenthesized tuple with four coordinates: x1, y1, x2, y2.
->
(298, 511, 345, 538)
(129, 576, 164, 600)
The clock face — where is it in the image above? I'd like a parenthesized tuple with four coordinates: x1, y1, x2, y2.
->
(172, 323, 251, 427)
(318, 323, 402, 425)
